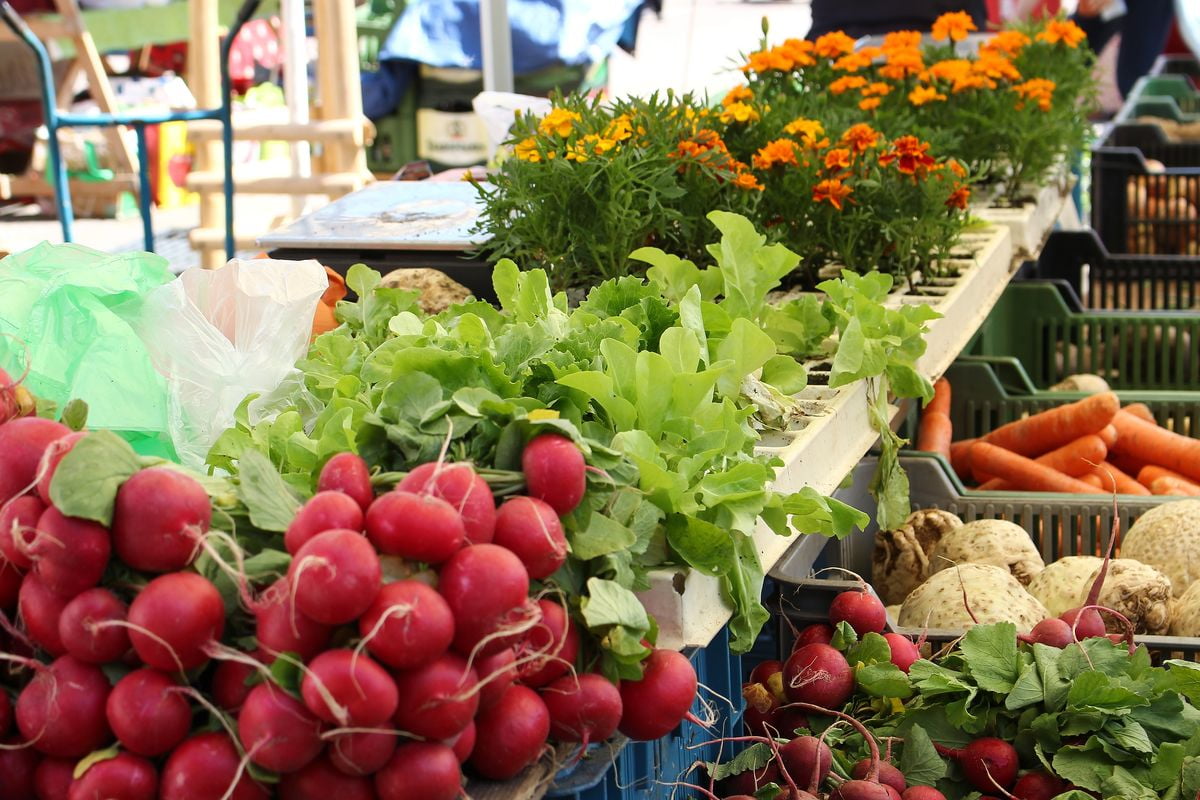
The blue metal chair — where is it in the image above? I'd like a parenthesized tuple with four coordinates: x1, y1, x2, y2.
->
(0, 0, 263, 260)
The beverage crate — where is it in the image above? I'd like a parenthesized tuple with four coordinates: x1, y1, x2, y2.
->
(771, 455, 1200, 660)
(963, 281, 1200, 391)
(1117, 74, 1200, 123)
(1017, 229, 1200, 310)
(546, 626, 746, 800)
(1150, 54, 1200, 88)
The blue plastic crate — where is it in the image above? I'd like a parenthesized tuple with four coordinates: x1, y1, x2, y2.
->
(546, 627, 747, 800)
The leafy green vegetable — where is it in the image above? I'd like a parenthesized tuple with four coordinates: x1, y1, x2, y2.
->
(49, 430, 143, 526)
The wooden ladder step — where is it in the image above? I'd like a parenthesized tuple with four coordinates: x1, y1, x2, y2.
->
(187, 118, 370, 144)
(184, 172, 364, 194)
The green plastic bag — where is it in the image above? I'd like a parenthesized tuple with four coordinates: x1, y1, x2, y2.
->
(0, 243, 176, 458)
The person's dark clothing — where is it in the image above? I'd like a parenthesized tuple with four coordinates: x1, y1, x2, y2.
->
(1071, 3, 1176, 98)
(807, 0, 988, 40)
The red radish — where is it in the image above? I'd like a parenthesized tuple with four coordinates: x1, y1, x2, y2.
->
(1020, 618, 1074, 649)
(328, 726, 397, 776)
(884, 633, 921, 672)
(255, 578, 332, 661)
(29, 507, 110, 598)
(58, 588, 129, 664)
(16, 656, 112, 757)
(392, 652, 479, 739)
(0, 558, 21, 610)
(541, 672, 623, 746)
(127, 572, 224, 671)
(884, 788, 903, 800)
(285, 491, 364, 555)
(492, 496, 568, 579)
(469, 684, 551, 780)
(18, 572, 68, 656)
(1061, 607, 1105, 640)
(787, 703, 891, 800)
(278, 756, 374, 800)
(111, 468, 211, 573)
(35, 431, 85, 506)
(318, 453, 374, 512)
(365, 491, 464, 564)
(357, 579, 454, 670)
(779, 735, 832, 787)
(516, 599, 579, 687)
(933, 738, 1019, 793)
(447, 720, 476, 762)
(477, 647, 518, 710)
(301, 649, 398, 726)
(521, 434, 586, 515)
(106, 669, 191, 757)
(853, 759, 907, 792)
(749, 659, 784, 686)
(0, 688, 10, 735)
(288, 529, 381, 625)
(438, 544, 531, 657)
(715, 762, 782, 797)
(794, 623, 834, 649)
(374, 742, 461, 800)
(617, 648, 698, 740)
(398, 461, 496, 545)
(830, 588, 887, 635)
(35, 758, 76, 800)
(238, 683, 325, 774)
(0, 494, 44, 569)
(783, 643, 854, 708)
(160, 732, 269, 800)
(212, 657, 257, 712)
(742, 682, 779, 737)
(68, 752, 157, 800)
(0, 416, 70, 505)
(0, 743, 38, 800)
(901, 788, 947, 800)
(1012, 771, 1067, 800)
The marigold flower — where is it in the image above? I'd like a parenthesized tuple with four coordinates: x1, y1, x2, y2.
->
(514, 137, 542, 162)
(1013, 78, 1056, 111)
(945, 185, 971, 209)
(752, 138, 800, 169)
(833, 51, 873, 72)
(722, 85, 754, 107)
(813, 178, 853, 210)
(973, 53, 1021, 82)
(882, 30, 923, 52)
(778, 38, 817, 67)
(829, 75, 869, 95)
(859, 97, 882, 111)
(605, 114, 634, 142)
(742, 50, 771, 73)
(719, 102, 761, 124)
(862, 82, 892, 98)
(908, 85, 947, 106)
(924, 59, 972, 83)
(538, 108, 581, 137)
(931, 11, 977, 42)
(814, 31, 856, 58)
(732, 172, 764, 191)
(980, 30, 1030, 58)
(879, 135, 937, 176)
(879, 48, 924, 80)
(841, 123, 881, 153)
(824, 147, 852, 172)
(948, 159, 967, 178)
(952, 73, 996, 93)
(1037, 19, 1086, 48)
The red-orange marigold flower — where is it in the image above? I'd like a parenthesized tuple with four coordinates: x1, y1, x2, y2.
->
(813, 178, 853, 210)
(882, 30, 923, 52)
(824, 147, 853, 172)
(814, 31, 856, 58)
(931, 11, 977, 42)
(879, 48, 924, 80)
(945, 185, 971, 209)
(732, 172, 764, 191)
(879, 135, 937, 176)
(980, 30, 1030, 58)
(1037, 19, 1086, 48)
(778, 38, 816, 67)
(862, 82, 892, 97)
(829, 75, 868, 95)
(973, 53, 1021, 82)
(1013, 78, 1056, 111)
(840, 123, 881, 153)
(752, 138, 800, 169)
(859, 97, 882, 111)
(833, 51, 874, 72)
(908, 85, 947, 105)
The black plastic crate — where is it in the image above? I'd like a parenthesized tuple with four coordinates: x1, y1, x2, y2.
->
(1151, 54, 1200, 88)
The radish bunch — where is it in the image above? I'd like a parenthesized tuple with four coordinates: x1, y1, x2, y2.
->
(0, 422, 700, 799)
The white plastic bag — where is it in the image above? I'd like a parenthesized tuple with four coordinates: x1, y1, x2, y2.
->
(132, 258, 327, 469)
(472, 91, 554, 164)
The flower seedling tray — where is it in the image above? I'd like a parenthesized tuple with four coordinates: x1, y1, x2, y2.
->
(973, 173, 1077, 259)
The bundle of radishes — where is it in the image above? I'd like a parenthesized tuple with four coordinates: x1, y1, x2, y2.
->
(0, 407, 703, 800)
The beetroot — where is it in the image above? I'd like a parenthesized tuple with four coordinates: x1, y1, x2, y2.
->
(901, 788, 947, 800)
(397, 461, 496, 545)
(853, 759, 907, 793)
(1020, 618, 1075, 649)
(1012, 770, 1067, 800)
(779, 735, 832, 787)
(829, 588, 887, 635)
(783, 643, 854, 708)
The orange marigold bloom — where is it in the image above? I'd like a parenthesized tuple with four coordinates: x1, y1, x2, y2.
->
(833, 51, 874, 72)
(878, 48, 924, 80)
(1037, 19, 1086, 48)
(829, 75, 869, 95)
(908, 85, 947, 105)
(742, 50, 773, 73)
(840, 123, 881, 153)
(722, 85, 754, 107)
(814, 31, 857, 58)
(732, 172, 764, 191)
(824, 147, 853, 172)
(980, 30, 1030, 58)
(813, 178, 853, 210)
(605, 114, 634, 142)
(879, 135, 937, 176)
(538, 108, 582, 137)
(952, 73, 996, 93)
(720, 101, 761, 124)
(778, 38, 817, 67)
(924, 59, 971, 82)
(882, 30, 923, 52)
(948, 159, 967, 178)
(859, 97, 882, 111)
(931, 11, 977, 42)
(862, 82, 892, 97)
(1013, 78, 1056, 111)
(945, 185, 971, 209)
(973, 53, 1021, 82)
(752, 138, 800, 169)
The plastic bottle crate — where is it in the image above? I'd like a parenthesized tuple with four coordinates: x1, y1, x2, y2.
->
(1016, 229, 1200, 311)
(1151, 54, 1200, 88)
(963, 280, 1200, 391)
(1117, 74, 1200, 122)
(546, 626, 747, 800)
(770, 454, 1200, 660)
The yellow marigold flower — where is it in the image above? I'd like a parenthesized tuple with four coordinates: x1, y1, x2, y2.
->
(859, 97, 882, 111)
(980, 30, 1030, 58)
(841, 123, 881, 153)
(829, 75, 868, 95)
(1013, 78, 1056, 111)
(577, 134, 617, 155)
(514, 137, 542, 162)
(909, 85, 947, 105)
(973, 53, 1021, 82)
(779, 38, 817, 67)
(1037, 19, 1086, 48)
(882, 30, 923, 52)
(719, 102, 760, 124)
(722, 85, 754, 107)
(732, 172, 764, 192)
(752, 138, 799, 169)
(862, 82, 892, 97)
(931, 11, 977, 42)
(814, 31, 857, 58)
(824, 147, 853, 172)
(813, 178, 853, 210)
(538, 108, 582, 137)
(879, 48, 924, 80)
(946, 185, 971, 209)
(605, 114, 634, 142)
(784, 117, 826, 147)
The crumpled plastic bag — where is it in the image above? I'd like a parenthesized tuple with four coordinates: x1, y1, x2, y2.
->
(472, 91, 553, 164)
(0, 243, 175, 455)
(131, 258, 328, 469)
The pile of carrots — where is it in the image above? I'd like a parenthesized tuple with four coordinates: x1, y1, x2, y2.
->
(916, 377, 1200, 495)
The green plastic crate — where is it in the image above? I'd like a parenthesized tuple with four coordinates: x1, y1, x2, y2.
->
(357, 0, 403, 73)
(965, 282, 1200, 391)
(368, 88, 418, 174)
(1118, 74, 1200, 123)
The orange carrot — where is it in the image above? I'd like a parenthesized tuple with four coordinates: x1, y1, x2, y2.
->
(1097, 425, 1118, 449)
(1123, 402, 1156, 424)
(975, 478, 1011, 491)
(1089, 462, 1150, 495)
(1111, 411, 1200, 483)
(926, 377, 952, 417)
(1036, 435, 1107, 477)
(917, 411, 953, 460)
(1080, 473, 1104, 488)
(969, 442, 1102, 494)
(949, 439, 977, 481)
(1151, 476, 1200, 496)
(983, 392, 1120, 457)
(1110, 450, 1149, 479)
(1137, 465, 1194, 488)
